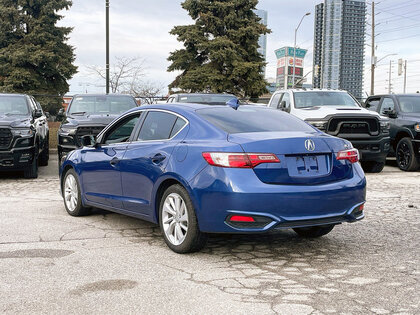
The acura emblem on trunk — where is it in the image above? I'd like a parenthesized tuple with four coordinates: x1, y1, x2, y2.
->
(305, 139, 315, 151)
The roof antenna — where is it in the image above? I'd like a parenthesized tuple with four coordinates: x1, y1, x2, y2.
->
(226, 98, 240, 110)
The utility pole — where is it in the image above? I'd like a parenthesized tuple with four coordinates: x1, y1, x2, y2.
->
(388, 60, 392, 94)
(106, 0, 110, 94)
(404, 60, 407, 94)
(370, 1, 375, 96)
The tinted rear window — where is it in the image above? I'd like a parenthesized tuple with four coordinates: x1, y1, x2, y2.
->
(69, 95, 137, 115)
(196, 106, 316, 134)
(179, 95, 236, 105)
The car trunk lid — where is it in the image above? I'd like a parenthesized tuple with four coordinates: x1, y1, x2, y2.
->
(228, 132, 352, 185)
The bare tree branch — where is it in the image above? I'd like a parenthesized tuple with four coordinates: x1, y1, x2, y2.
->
(87, 56, 146, 93)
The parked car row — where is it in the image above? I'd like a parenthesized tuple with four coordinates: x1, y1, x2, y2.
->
(1, 90, 418, 254)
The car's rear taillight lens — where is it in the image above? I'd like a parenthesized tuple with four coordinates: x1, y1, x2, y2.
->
(336, 149, 359, 164)
(202, 152, 280, 168)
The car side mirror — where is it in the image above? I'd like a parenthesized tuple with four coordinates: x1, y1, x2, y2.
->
(81, 135, 96, 147)
(34, 109, 43, 118)
(383, 108, 398, 118)
(388, 110, 398, 118)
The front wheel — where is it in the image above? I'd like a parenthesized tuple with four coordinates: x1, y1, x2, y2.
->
(62, 169, 91, 216)
(396, 138, 419, 171)
(24, 155, 38, 179)
(293, 225, 335, 238)
(361, 161, 385, 173)
(159, 184, 207, 253)
(39, 135, 49, 166)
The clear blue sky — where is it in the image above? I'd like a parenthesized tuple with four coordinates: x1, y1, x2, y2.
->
(61, 0, 420, 96)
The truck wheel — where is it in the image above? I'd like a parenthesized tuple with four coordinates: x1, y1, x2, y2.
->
(24, 155, 38, 179)
(293, 225, 335, 238)
(396, 137, 419, 171)
(159, 184, 207, 253)
(361, 161, 385, 173)
(39, 135, 49, 166)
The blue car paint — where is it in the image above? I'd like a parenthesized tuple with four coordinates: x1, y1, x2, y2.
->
(60, 104, 366, 233)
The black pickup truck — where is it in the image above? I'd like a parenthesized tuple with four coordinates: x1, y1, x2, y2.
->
(58, 94, 138, 162)
(0, 93, 49, 178)
(365, 94, 420, 171)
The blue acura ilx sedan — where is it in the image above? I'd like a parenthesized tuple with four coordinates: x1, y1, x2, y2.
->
(59, 104, 366, 253)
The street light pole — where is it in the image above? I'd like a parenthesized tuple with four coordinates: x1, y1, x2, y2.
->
(106, 0, 110, 94)
(292, 12, 311, 89)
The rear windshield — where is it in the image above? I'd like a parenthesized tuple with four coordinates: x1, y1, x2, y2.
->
(69, 95, 137, 115)
(178, 95, 236, 105)
(196, 106, 316, 134)
(294, 91, 359, 109)
(398, 96, 420, 113)
(0, 96, 29, 115)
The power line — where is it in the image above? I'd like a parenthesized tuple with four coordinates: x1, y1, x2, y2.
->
(377, 33, 420, 43)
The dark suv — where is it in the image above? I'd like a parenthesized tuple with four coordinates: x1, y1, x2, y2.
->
(58, 94, 138, 161)
(0, 94, 49, 178)
(365, 94, 420, 171)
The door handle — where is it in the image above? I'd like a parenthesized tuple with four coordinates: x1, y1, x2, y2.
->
(110, 157, 120, 166)
(151, 153, 166, 164)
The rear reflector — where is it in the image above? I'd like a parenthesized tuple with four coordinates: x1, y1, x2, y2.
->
(359, 203, 364, 211)
(229, 215, 255, 222)
(336, 149, 359, 164)
(202, 152, 280, 168)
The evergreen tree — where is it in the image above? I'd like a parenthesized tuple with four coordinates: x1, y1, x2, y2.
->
(168, 0, 270, 98)
(0, 0, 77, 113)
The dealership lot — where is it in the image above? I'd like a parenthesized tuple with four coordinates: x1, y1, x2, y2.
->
(0, 157, 419, 314)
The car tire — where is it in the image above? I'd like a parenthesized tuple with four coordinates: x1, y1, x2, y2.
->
(396, 137, 419, 171)
(24, 155, 38, 179)
(62, 169, 91, 216)
(361, 161, 385, 173)
(159, 184, 207, 254)
(293, 225, 335, 238)
(39, 135, 49, 167)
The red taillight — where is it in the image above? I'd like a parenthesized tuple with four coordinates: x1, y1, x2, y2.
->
(336, 149, 359, 164)
(229, 215, 255, 222)
(202, 152, 280, 168)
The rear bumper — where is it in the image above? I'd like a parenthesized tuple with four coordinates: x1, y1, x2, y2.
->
(350, 136, 390, 162)
(0, 146, 36, 170)
(189, 164, 366, 233)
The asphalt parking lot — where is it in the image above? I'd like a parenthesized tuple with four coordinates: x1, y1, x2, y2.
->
(0, 156, 419, 314)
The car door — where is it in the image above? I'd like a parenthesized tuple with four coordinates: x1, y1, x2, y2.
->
(32, 98, 48, 147)
(79, 112, 142, 209)
(27, 97, 44, 150)
(378, 97, 399, 139)
(119, 110, 188, 216)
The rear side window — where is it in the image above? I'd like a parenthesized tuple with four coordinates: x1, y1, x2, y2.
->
(138, 111, 186, 141)
(197, 107, 316, 134)
(170, 117, 187, 138)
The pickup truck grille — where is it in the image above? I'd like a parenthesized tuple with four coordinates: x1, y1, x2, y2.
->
(327, 118, 379, 136)
(0, 128, 13, 149)
(76, 126, 105, 145)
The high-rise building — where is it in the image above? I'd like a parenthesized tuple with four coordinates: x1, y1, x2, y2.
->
(255, 9, 268, 76)
(313, 0, 366, 99)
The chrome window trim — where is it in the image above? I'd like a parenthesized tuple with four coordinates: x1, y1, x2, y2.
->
(133, 109, 189, 143)
(97, 109, 189, 146)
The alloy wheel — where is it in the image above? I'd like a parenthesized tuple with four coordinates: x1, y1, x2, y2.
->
(162, 193, 189, 246)
(64, 174, 78, 212)
(397, 142, 411, 169)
